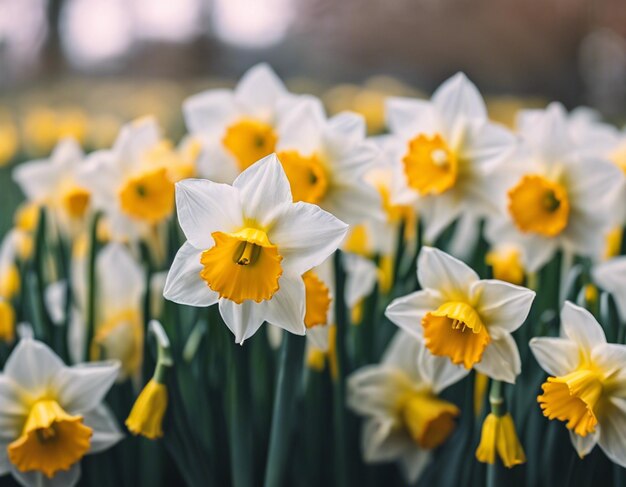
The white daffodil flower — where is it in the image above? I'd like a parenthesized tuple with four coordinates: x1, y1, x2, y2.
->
(347, 331, 466, 483)
(592, 256, 626, 321)
(385, 247, 535, 383)
(530, 302, 626, 466)
(385, 72, 515, 243)
(77, 117, 175, 243)
(0, 338, 122, 487)
(183, 63, 307, 184)
(163, 154, 348, 344)
(67, 243, 145, 382)
(273, 101, 383, 225)
(13, 138, 90, 239)
(486, 103, 622, 272)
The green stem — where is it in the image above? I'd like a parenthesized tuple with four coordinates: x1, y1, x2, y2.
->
(31, 207, 51, 341)
(487, 380, 504, 487)
(263, 332, 305, 487)
(84, 212, 101, 362)
(333, 250, 350, 487)
(228, 342, 253, 487)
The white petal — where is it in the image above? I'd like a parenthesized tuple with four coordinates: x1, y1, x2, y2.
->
(97, 243, 144, 310)
(420, 193, 463, 244)
(183, 89, 237, 135)
(400, 448, 431, 484)
(275, 99, 324, 154)
(195, 139, 240, 184)
(45, 280, 67, 325)
(218, 299, 266, 344)
(458, 119, 515, 172)
(417, 247, 478, 300)
(529, 337, 580, 377)
(382, 331, 421, 376)
(598, 397, 626, 468)
(348, 366, 410, 417)
(53, 361, 120, 414)
(306, 324, 329, 351)
(12, 463, 81, 487)
(471, 280, 535, 336)
(567, 158, 622, 217)
(432, 72, 487, 138)
(417, 343, 469, 394)
(327, 111, 366, 140)
(4, 339, 64, 395)
(322, 181, 384, 226)
(269, 201, 348, 275)
(262, 275, 306, 336)
(163, 241, 219, 307)
(385, 97, 433, 136)
(591, 343, 626, 397)
(0, 439, 10, 475)
(235, 63, 286, 116)
(474, 334, 521, 383)
(569, 429, 599, 459)
(385, 290, 444, 339)
(343, 253, 378, 307)
(233, 154, 292, 225)
(593, 257, 626, 321)
(0, 378, 27, 439)
(13, 157, 64, 201)
(560, 301, 606, 353)
(175, 178, 244, 249)
(361, 418, 413, 463)
(113, 117, 161, 165)
(83, 404, 124, 454)
(521, 103, 571, 163)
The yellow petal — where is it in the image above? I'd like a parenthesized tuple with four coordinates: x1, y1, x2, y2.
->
(126, 379, 168, 440)
(403, 133, 458, 195)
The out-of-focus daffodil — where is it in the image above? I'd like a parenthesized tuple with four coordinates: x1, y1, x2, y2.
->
(385, 73, 515, 243)
(164, 154, 347, 344)
(485, 245, 525, 285)
(386, 247, 534, 383)
(348, 331, 466, 483)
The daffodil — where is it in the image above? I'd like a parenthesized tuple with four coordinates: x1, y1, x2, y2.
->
(486, 103, 622, 272)
(0, 338, 122, 486)
(385, 247, 535, 383)
(13, 138, 91, 238)
(183, 63, 304, 183)
(77, 117, 176, 243)
(347, 331, 466, 483)
(485, 244, 525, 285)
(475, 412, 526, 467)
(385, 72, 515, 243)
(164, 154, 348, 344)
(274, 102, 382, 225)
(530, 302, 626, 466)
(63, 243, 145, 380)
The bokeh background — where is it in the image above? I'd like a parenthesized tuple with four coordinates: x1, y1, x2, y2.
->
(1, 0, 626, 231)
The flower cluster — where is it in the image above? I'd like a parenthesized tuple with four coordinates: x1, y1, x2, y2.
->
(0, 63, 625, 486)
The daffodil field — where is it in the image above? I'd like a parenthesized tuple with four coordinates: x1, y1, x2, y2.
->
(1, 64, 626, 487)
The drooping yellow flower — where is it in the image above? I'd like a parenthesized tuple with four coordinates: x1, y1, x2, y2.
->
(126, 379, 168, 440)
(485, 246, 525, 285)
(400, 392, 460, 449)
(0, 299, 15, 342)
(476, 413, 526, 468)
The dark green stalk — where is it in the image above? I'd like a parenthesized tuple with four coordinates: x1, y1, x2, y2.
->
(31, 207, 51, 341)
(263, 332, 305, 487)
(84, 212, 101, 361)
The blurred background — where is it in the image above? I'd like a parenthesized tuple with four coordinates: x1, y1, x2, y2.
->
(1, 0, 626, 166)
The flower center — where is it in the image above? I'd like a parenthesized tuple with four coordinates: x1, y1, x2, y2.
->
(222, 119, 277, 171)
(7, 399, 92, 478)
(507, 174, 570, 237)
(399, 392, 460, 449)
(60, 185, 90, 220)
(118, 167, 175, 223)
(537, 368, 603, 437)
(92, 309, 144, 378)
(422, 301, 490, 369)
(200, 228, 283, 304)
(303, 270, 331, 329)
(277, 150, 329, 204)
(403, 133, 458, 195)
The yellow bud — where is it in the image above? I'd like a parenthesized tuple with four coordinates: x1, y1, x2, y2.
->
(126, 379, 168, 440)
(604, 227, 622, 260)
(584, 284, 598, 306)
(476, 413, 526, 468)
(306, 348, 326, 372)
(378, 254, 394, 295)
(0, 264, 20, 300)
(0, 300, 15, 343)
(14, 203, 39, 233)
(351, 300, 364, 325)
(486, 247, 525, 285)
